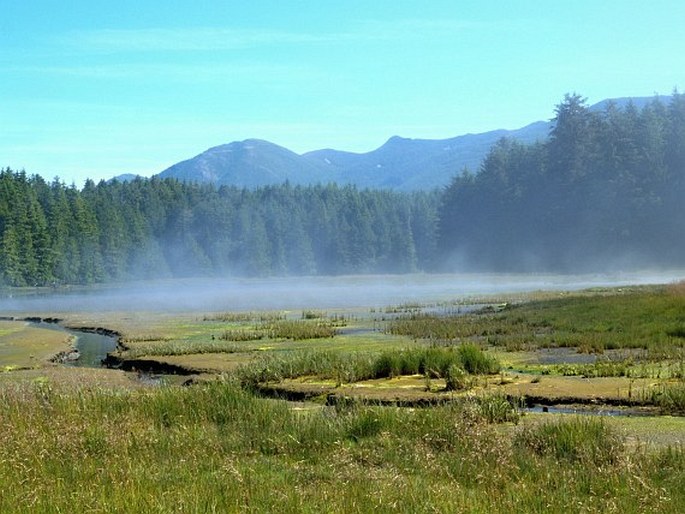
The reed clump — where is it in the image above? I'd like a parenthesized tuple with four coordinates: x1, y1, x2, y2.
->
(514, 416, 624, 466)
(390, 289, 685, 368)
(371, 344, 500, 380)
(264, 319, 338, 340)
(122, 339, 243, 358)
(236, 344, 500, 388)
(645, 382, 685, 415)
(202, 311, 285, 322)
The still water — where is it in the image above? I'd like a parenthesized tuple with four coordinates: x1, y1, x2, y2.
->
(29, 321, 118, 368)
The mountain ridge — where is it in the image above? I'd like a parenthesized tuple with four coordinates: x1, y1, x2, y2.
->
(155, 95, 668, 191)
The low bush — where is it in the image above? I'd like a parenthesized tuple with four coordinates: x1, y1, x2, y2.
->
(457, 343, 500, 374)
(371, 345, 500, 382)
(444, 363, 468, 391)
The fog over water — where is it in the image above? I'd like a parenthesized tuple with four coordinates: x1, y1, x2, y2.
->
(2, 271, 684, 315)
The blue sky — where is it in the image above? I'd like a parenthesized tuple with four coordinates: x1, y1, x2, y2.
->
(2, 0, 684, 185)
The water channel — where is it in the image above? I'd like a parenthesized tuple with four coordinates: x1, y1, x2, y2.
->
(30, 320, 118, 368)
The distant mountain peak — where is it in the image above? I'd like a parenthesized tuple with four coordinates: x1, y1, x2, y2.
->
(153, 95, 669, 191)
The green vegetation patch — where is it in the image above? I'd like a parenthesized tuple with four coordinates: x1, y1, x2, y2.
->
(515, 416, 625, 465)
(390, 286, 685, 360)
(0, 380, 682, 512)
(237, 344, 500, 392)
(645, 382, 685, 415)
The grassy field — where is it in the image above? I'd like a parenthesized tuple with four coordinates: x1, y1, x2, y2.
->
(0, 379, 684, 513)
(1, 284, 685, 511)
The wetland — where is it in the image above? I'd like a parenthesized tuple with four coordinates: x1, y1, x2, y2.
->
(1, 272, 685, 512)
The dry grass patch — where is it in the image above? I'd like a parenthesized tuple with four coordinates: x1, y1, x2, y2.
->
(501, 374, 654, 404)
(0, 322, 73, 370)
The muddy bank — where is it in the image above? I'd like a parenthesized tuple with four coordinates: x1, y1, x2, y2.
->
(251, 383, 454, 407)
(19, 317, 199, 376)
(525, 403, 659, 417)
(50, 345, 80, 364)
(61, 325, 122, 339)
(518, 393, 650, 408)
(17, 316, 64, 324)
(102, 354, 203, 375)
(249, 380, 666, 412)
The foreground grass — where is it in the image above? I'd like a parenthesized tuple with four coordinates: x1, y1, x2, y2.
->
(0, 380, 683, 513)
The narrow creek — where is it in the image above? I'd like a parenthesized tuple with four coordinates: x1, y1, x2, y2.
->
(524, 404, 657, 417)
(25, 319, 168, 385)
(28, 320, 118, 367)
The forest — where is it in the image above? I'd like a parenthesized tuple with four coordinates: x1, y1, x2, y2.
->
(438, 92, 685, 271)
(1, 92, 684, 287)
(0, 173, 438, 286)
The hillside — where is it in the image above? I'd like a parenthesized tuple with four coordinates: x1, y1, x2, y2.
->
(303, 121, 548, 190)
(155, 95, 666, 191)
(157, 122, 548, 191)
(158, 139, 331, 189)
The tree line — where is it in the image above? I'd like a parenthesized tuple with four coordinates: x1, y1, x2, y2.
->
(2, 92, 685, 286)
(438, 92, 685, 271)
(0, 173, 438, 286)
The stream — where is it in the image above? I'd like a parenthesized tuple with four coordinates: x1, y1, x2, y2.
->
(524, 404, 657, 417)
(28, 320, 118, 367)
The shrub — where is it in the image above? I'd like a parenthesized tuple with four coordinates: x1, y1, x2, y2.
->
(372, 351, 404, 378)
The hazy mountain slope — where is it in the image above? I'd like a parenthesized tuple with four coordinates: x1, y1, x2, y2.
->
(304, 121, 549, 190)
(588, 95, 669, 112)
(158, 122, 548, 191)
(155, 96, 664, 190)
(158, 139, 331, 187)
(110, 173, 140, 183)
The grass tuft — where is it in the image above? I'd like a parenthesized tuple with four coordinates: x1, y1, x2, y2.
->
(514, 416, 624, 465)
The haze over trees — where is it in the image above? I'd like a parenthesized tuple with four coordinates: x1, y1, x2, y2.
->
(438, 92, 685, 271)
(1, 92, 684, 287)
(0, 174, 438, 286)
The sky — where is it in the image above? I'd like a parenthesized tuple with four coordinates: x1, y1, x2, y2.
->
(2, 0, 684, 185)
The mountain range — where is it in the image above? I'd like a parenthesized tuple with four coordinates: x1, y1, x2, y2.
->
(149, 95, 667, 191)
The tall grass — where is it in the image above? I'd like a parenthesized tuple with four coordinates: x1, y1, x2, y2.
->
(216, 319, 340, 341)
(390, 288, 685, 367)
(0, 380, 681, 512)
(202, 311, 285, 322)
(514, 416, 624, 465)
(265, 319, 338, 340)
(122, 339, 245, 358)
(371, 344, 500, 379)
(645, 382, 685, 415)
(236, 350, 377, 386)
(236, 345, 500, 387)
